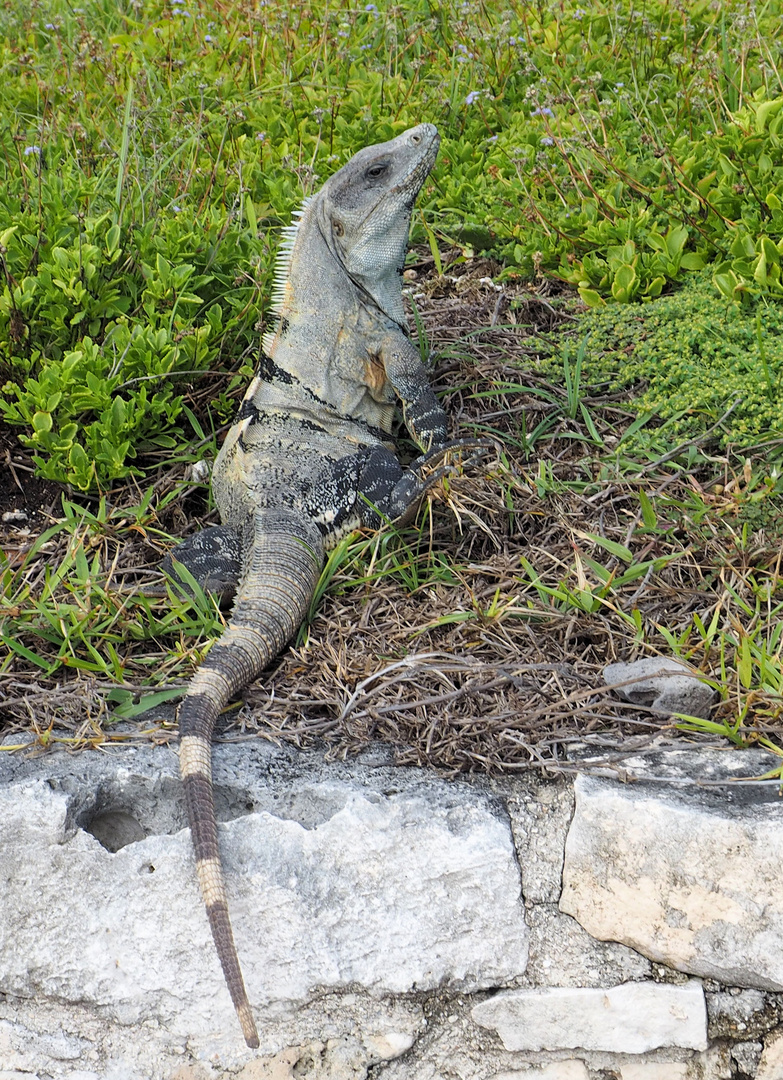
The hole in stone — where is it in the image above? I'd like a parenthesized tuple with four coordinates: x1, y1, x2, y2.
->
(85, 811, 147, 852)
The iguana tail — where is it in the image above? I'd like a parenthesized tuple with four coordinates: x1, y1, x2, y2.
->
(178, 510, 324, 1049)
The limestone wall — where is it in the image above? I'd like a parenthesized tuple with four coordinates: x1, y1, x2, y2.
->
(0, 741, 780, 1080)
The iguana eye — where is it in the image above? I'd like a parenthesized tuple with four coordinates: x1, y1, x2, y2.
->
(365, 163, 389, 181)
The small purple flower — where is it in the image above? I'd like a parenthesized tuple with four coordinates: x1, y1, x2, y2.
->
(540, 136, 554, 146)
(45, 23, 56, 29)
(365, 2, 378, 10)
(465, 90, 482, 105)
(204, 34, 212, 41)
(172, 204, 183, 213)
(531, 106, 554, 117)
(256, 131, 266, 141)
(24, 145, 41, 156)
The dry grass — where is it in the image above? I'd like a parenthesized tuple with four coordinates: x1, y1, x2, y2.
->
(2, 254, 783, 773)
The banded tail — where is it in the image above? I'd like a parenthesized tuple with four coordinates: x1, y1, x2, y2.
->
(178, 510, 323, 1048)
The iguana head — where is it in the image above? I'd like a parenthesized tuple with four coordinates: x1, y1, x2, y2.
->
(315, 123, 440, 324)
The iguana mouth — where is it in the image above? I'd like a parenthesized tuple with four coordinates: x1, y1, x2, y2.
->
(393, 122, 440, 195)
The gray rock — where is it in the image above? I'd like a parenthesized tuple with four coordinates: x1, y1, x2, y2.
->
(471, 980, 708, 1053)
(523, 904, 651, 988)
(707, 988, 772, 1039)
(0, 991, 423, 1080)
(560, 754, 783, 990)
(0, 745, 527, 1061)
(731, 1041, 763, 1076)
(615, 1048, 733, 1079)
(603, 658, 718, 719)
(507, 780, 574, 905)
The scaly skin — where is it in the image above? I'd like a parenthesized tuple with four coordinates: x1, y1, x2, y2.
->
(173, 124, 474, 1048)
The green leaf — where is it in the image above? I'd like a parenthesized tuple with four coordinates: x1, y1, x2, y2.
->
(106, 223, 121, 253)
(638, 489, 657, 528)
(0, 632, 53, 671)
(156, 253, 171, 288)
(575, 530, 634, 563)
(578, 288, 605, 308)
(110, 687, 185, 718)
(32, 411, 53, 434)
(611, 263, 637, 302)
(737, 635, 753, 689)
(665, 227, 688, 260)
(755, 97, 783, 134)
(244, 193, 257, 236)
(68, 443, 89, 469)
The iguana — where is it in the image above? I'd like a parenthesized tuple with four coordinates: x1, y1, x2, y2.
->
(170, 123, 481, 1049)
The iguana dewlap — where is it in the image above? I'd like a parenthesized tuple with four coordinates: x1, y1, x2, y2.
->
(171, 123, 477, 1048)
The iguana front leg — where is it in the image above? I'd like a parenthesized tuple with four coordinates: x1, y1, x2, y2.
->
(307, 440, 489, 537)
(378, 333, 449, 451)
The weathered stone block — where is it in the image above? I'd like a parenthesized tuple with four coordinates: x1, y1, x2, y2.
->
(471, 980, 708, 1053)
(506, 780, 574, 905)
(0, 746, 527, 1061)
(524, 904, 651, 988)
(560, 751, 783, 989)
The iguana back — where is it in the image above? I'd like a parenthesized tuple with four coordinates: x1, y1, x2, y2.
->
(173, 124, 469, 1048)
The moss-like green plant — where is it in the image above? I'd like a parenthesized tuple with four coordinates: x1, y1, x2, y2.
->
(542, 272, 783, 452)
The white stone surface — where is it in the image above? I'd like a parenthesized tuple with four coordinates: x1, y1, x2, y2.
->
(488, 1065, 589, 1080)
(560, 772, 783, 989)
(0, 980, 424, 1079)
(618, 1053, 733, 1080)
(471, 981, 708, 1053)
(618, 1064, 689, 1079)
(0, 755, 526, 1062)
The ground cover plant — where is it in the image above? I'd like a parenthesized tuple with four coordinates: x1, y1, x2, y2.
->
(1, 0, 783, 772)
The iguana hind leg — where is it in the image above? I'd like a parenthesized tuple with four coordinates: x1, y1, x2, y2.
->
(162, 525, 242, 606)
